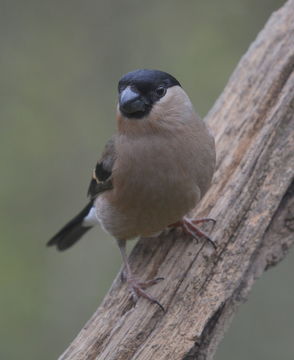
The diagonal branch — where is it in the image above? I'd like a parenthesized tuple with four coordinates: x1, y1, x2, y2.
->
(59, 1, 294, 359)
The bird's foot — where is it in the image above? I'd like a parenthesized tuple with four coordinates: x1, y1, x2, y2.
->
(169, 216, 217, 249)
(122, 273, 165, 311)
(117, 238, 165, 311)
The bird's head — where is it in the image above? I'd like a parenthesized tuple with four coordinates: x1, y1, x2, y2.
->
(116, 70, 195, 135)
(118, 69, 181, 119)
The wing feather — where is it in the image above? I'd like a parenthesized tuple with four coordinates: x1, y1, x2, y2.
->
(87, 137, 116, 199)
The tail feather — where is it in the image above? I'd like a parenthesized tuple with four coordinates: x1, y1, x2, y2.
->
(47, 201, 94, 251)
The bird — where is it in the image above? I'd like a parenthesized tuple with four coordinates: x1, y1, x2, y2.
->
(47, 69, 216, 310)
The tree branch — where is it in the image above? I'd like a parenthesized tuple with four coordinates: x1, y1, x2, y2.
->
(59, 1, 294, 359)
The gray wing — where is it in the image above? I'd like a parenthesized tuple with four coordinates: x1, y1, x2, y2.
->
(87, 137, 116, 199)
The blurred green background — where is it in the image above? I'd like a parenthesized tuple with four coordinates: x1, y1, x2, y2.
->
(1, 0, 293, 359)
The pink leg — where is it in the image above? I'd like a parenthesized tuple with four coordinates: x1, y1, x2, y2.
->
(169, 216, 217, 249)
(117, 239, 165, 311)
(190, 217, 216, 225)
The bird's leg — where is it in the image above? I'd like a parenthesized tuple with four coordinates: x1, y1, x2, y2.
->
(117, 239, 165, 311)
(169, 216, 217, 249)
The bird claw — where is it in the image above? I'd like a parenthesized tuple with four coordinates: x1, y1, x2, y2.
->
(118, 239, 165, 311)
(127, 276, 165, 311)
(191, 217, 216, 225)
(170, 217, 217, 249)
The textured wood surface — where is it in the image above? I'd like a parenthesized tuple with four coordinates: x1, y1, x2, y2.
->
(60, 1, 294, 359)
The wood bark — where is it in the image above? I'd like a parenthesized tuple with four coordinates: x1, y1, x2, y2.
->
(60, 1, 294, 359)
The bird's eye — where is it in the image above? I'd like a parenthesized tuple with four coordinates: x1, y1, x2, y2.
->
(155, 86, 166, 97)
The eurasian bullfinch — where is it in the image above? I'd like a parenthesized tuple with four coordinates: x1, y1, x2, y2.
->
(48, 69, 216, 310)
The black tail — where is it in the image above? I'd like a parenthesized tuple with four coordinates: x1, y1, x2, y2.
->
(47, 201, 94, 251)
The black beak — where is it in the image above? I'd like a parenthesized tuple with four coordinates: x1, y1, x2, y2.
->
(119, 87, 146, 115)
